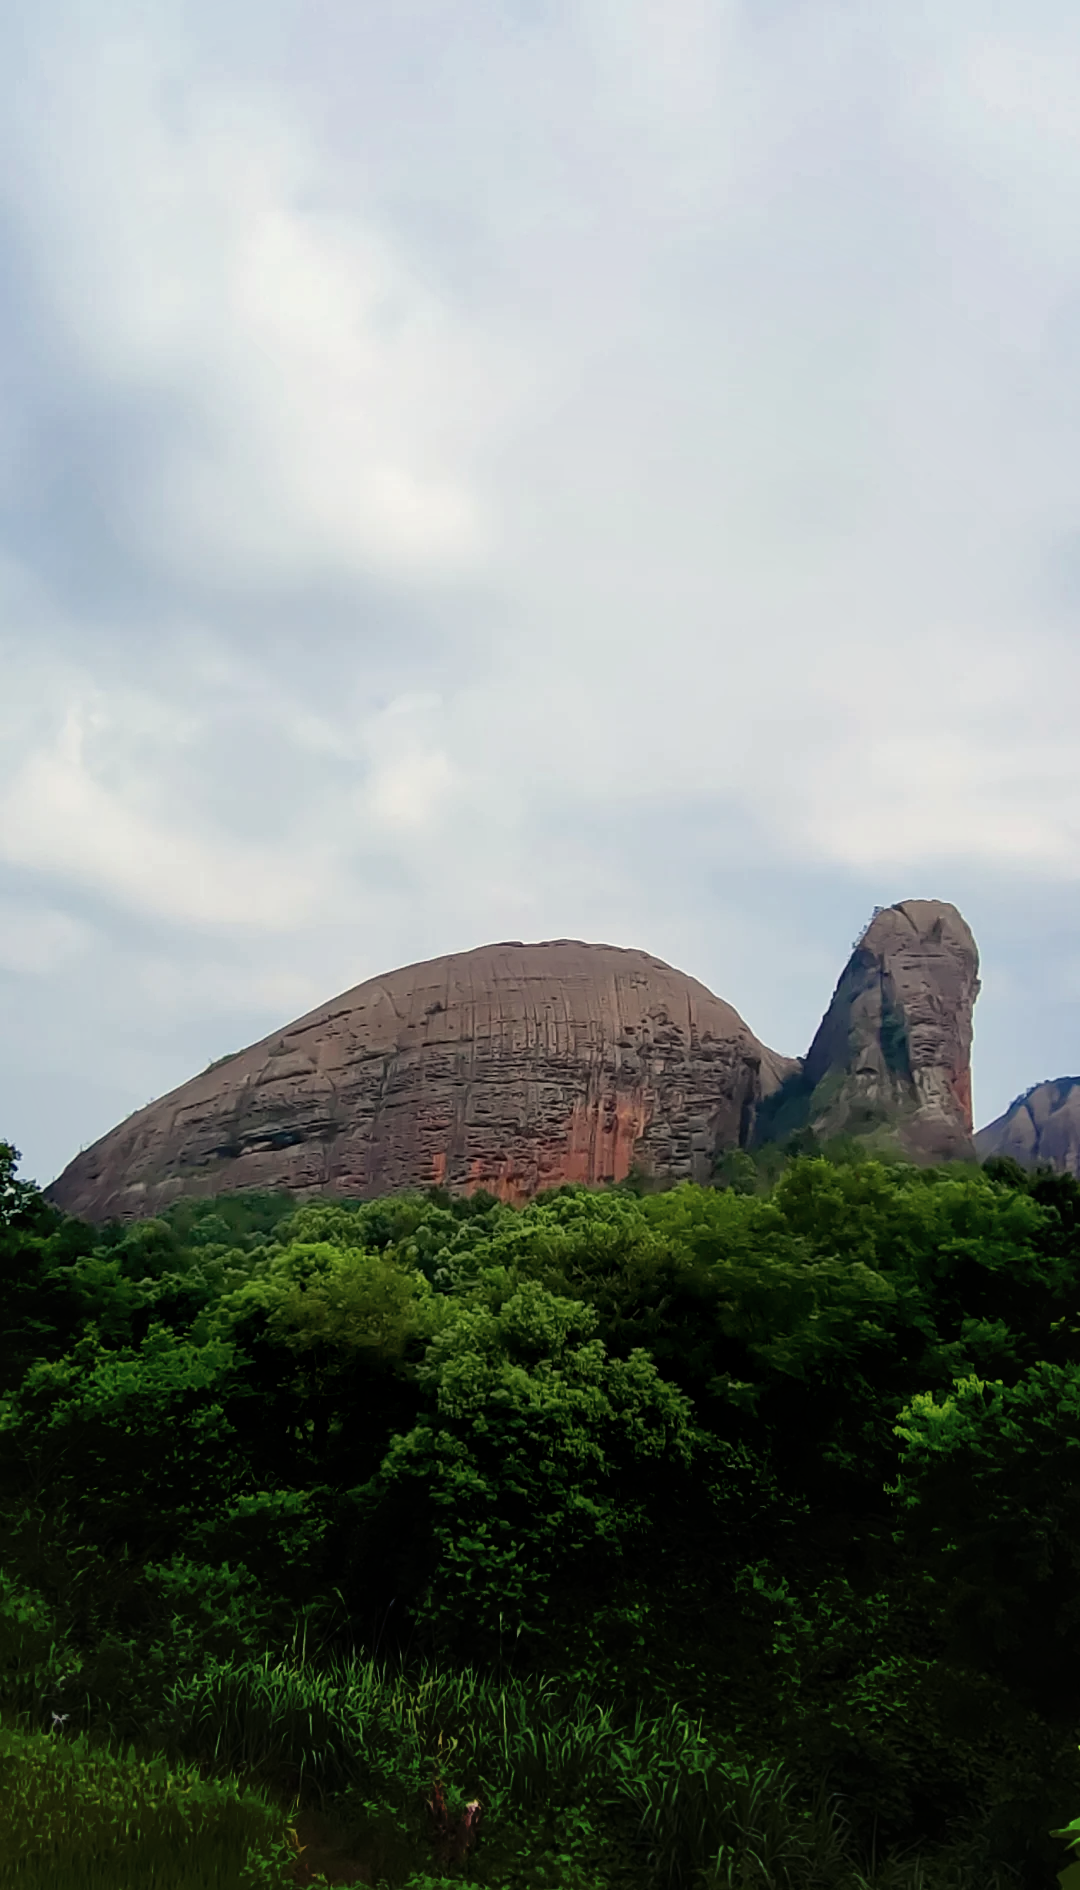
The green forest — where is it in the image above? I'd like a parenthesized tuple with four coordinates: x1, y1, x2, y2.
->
(4, 1137, 1080, 1887)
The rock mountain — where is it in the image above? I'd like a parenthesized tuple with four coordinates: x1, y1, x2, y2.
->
(976, 1079, 1080, 1175)
(49, 899, 981, 1223)
(758, 900, 980, 1164)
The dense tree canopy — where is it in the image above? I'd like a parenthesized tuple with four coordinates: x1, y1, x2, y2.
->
(3, 1136, 1080, 1881)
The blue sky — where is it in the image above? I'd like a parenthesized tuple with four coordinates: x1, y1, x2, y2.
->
(3, 0, 1080, 1185)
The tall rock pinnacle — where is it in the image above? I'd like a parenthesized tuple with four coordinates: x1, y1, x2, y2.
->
(761, 899, 980, 1162)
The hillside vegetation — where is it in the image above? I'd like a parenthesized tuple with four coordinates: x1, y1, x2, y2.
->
(2, 1138, 1080, 1886)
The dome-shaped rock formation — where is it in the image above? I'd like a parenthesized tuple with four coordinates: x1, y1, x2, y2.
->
(755, 899, 980, 1163)
(975, 1078, 1080, 1175)
(48, 940, 799, 1223)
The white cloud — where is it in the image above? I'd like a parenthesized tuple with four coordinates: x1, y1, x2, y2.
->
(6, 0, 1080, 1182)
(1, 14, 517, 589)
(357, 693, 458, 831)
(366, 750, 456, 831)
(0, 698, 330, 928)
(132, 954, 324, 1024)
(0, 901, 94, 977)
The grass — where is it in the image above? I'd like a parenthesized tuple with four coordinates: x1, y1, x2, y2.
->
(0, 1628, 1035, 1889)
(0, 1714, 291, 1887)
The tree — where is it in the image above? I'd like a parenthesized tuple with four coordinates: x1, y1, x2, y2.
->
(0, 1143, 52, 1233)
(359, 1277, 700, 1660)
(0, 1140, 88, 1397)
(893, 1364, 1080, 1718)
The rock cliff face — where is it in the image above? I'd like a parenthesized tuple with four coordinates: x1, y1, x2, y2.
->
(48, 941, 798, 1223)
(756, 900, 980, 1162)
(47, 901, 984, 1223)
(975, 1079, 1080, 1175)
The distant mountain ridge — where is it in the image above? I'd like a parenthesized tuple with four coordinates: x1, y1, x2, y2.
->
(976, 1078, 1080, 1175)
(49, 899, 983, 1223)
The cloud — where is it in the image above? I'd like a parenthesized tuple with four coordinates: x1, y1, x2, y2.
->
(0, 900, 94, 978)
(0, 9, 517, 592)
(4, 0, 1080, 1183)
(0, 695, 329, 928)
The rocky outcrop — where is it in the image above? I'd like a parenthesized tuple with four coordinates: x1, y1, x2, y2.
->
(48, 940, 798, 1223)
(975, 1079, 1080, 1175)
(47, 901, 984, 1223)
(755, 900, 980, 1163)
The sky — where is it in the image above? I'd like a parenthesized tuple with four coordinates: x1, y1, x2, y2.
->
(4, 0, 1080, 1187)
